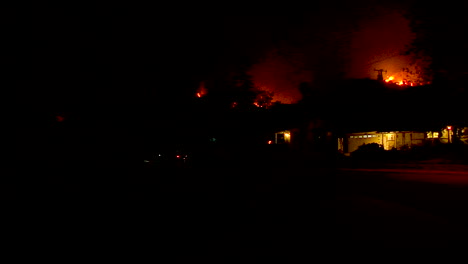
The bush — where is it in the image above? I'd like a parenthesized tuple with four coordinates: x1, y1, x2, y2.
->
(351, 143, 386, 160)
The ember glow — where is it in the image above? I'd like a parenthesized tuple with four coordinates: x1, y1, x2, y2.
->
(196, 81, 208, 98)
(382, 59, 430, 87)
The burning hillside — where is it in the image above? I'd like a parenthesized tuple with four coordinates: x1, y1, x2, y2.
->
(382, 58, 432, 87)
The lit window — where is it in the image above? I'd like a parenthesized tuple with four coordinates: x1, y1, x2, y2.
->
(359, 136, 362, 138)
(350, 136, 354, 138)
(433, 132, 439, 138)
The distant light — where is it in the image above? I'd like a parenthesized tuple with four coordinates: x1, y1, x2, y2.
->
(268, 140, 272, 144)
(447, 126, 452, 130)
(144, 160, 150, 163)
(176, 155, 180, 158)
(196, 93, 201, 98)
(284, 133, 290, 138)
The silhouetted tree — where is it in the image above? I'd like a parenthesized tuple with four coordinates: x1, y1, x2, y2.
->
(254, 90, 274, 108)
(404, 2, 468, 85)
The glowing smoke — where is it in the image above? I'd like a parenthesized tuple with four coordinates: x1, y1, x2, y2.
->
(347, 8, 431, 84)
(245, 5, 431, 103)
(247, 48, 313, 104)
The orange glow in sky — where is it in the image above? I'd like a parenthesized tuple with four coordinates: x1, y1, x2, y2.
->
(248, 48, 312, 104)
(245, 8, 432, 104)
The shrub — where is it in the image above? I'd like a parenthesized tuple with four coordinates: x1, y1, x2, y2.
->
(351, 143, 386, 160)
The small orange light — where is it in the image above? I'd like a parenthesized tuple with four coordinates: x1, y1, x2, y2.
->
(268, 141, 272, 144)
(447, 126, 452, 130)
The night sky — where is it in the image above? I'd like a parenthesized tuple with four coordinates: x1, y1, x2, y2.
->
(29, 1, 467, 110)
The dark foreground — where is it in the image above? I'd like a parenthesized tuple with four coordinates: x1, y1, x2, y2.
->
(7, 148, 468, 254)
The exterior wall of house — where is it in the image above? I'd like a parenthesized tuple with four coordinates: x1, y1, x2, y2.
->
(274, 130, 291, 144)
(426, 127, 468, 145)
(274, 119, 336, 154)
(460, 127, 468, 145)
(410, 131, 425, 146)
(346, 131, 383, 153)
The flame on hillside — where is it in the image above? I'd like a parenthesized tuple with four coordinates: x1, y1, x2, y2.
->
(383, 67, 431, 87)
(196, 81, 208, 98)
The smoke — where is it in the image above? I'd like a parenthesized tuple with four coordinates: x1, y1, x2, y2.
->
(247, 48, 313, 104)
(346, 7, 420, 80)
(242, 2, 428, 103)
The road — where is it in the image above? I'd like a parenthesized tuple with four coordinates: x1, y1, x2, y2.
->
(333, 167, 468, 248)
(121, 162, 468, 250)
(6, 159, 468, 253)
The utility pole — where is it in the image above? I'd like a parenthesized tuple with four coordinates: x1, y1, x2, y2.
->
(374, 69, 387, 81)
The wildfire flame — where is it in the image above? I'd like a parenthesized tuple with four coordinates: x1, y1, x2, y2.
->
(196, 81, 208, 98)
(380, 62, 432, 87)
(384, 75, 419, 87)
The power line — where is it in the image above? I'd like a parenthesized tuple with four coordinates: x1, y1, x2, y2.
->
(374, 69, 387, 81)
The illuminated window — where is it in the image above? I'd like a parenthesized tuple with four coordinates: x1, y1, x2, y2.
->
(363, 135, 367, 138)
(350, 136, 354, 138)
(359, 136, 362, 138)
(433, 132, 439, 138)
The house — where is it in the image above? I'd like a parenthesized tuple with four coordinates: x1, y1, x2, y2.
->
(271, 118, 336, 154)
(338, 131, 425, 154)
(338, 126, 468, 155)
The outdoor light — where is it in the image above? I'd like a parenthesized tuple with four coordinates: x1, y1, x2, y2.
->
(447, 126, 452, 130)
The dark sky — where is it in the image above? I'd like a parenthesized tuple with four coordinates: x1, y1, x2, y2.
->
(31, 1, 436, 108)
